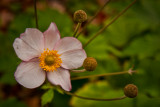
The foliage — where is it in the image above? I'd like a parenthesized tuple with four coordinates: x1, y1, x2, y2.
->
(0, 0, 160, 107)
(41, 89, 54, 106)
(71, 81, 160, 107)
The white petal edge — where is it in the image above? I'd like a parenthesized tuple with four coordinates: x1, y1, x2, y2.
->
(44, 22, 61, 50)
(13, 38, 41, 61)
(47, 68, 71, 91)
(60, 49, 87, 69)
(14, 61, 46, 88)
(20, 28, 44, 53)
(54, 37, 82, 54)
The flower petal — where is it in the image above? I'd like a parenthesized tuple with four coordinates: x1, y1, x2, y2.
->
(54, 37, 82, 54)
(44, 22, 60, 50)
(60, 49, 87, 69)
(47, 68, 71, 91)
(20, 28, 44, 52)
(13, 38, 40, 61)
(14, 61, 46, 88)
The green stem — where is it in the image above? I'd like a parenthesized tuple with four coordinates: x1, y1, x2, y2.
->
(73, 23, 82, 37)
(76, 0, 111, 38)
(83, 0, 136, 48)
(64, 91, 127, 101)
(70, 69, 86, 73)
(71, 71, 128, 80)
(34, 0, 38, 29)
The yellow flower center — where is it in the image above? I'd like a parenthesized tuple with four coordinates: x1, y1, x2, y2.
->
(39, 49, 62, 72)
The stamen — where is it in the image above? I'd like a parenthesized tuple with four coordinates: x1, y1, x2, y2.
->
(44, 55, 56, 66)
(39, 48, 62, 72)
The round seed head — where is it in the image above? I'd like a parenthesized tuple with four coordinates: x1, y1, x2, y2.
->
(74, 10, 87, 23)
(83, 57, 97, 71)
(124, 84, 138, 98)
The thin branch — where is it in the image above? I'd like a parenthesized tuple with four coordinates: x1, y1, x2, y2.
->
(71, 71, 128, 80)
(73, 23, 81, 37)
(64, 91, 127, 101)
(70, 69, 86, 73)
(34, 0, 39, 29)
(83, 0, 137, 48)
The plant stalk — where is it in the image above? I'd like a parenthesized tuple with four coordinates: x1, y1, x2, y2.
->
(34, 0, 39, 29)
(71, 71, 128, 80)
(83, 0, 136, 48)
(64, 91, 127, 101)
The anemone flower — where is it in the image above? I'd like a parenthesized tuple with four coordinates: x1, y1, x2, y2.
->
(13, 22, 87, 91)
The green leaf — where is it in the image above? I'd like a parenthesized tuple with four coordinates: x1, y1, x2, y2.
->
(70, 81, 160, 107)
(70, 81, 127, 107)
(103, 15, 150, 48)
(41, 83, 54, 90)
(79, 35, 109, 60)
(55, 87, 64, 95)
(123, 34, 160, 59)
(135, 59, 160, 91)
(41, 89, 54, 106)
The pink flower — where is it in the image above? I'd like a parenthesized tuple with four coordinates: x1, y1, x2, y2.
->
(13, 22, 87, 91)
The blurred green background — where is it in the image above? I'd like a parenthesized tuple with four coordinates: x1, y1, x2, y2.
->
(0, 0, 160, 107)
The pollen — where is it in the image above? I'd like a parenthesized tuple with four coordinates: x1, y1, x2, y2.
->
(39, 48, 62, 72)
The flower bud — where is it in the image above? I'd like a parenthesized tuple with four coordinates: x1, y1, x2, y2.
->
(124, 84, 138, 98)
(74, 10, 87, 23)
(83, 57, 97, 71)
